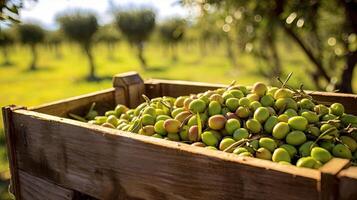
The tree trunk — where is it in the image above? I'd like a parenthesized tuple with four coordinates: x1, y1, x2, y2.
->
(226, 36, 238, 68)
(338, 51, 357, 93)
(171, 44, 178, 62)
(107, 42, 115, 60)
(30, 44, 37, 70)
(137, 42, 147, 70)
(267, 34, 281, 77)
(84, 43, 96, 80)
(2, 47, 10, 65)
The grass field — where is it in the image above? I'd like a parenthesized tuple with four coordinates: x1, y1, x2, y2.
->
(0, 41, 356, 198)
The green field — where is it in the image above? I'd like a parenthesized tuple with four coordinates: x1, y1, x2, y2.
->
(0, 41, 356, 198)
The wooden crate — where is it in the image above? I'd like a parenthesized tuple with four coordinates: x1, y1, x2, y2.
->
(3, 71, 357, 200)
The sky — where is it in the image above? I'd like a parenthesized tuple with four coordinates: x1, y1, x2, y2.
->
(20, 0, 192, 30)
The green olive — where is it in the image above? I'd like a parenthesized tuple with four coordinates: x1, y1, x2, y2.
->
(296, 157, 317, 168)
(179, 125, 189, 141)
(209, 94, 224, 105)
(226, 98, 240, 112)
(255, 147, 272, 160)
(332, 144, 352, 159)
(299, 141, 318, 157)
(154, 120, 167, 136)
(225, 119, 241, 135)
(233, 147, 248, 155)
(311, 147, 332, 163)
(252, 82, 268, 96)
(219, 138, 236, 151)
(238, 152, 253, 157)
(286, 131, 307, 146)
(208, 101, 222, 116)
(288, 116, 308, 131)
(233, 128, 249, 141)
(246, 119, 262, 134)
(259, 137, 277, 152)
(340, 136, 357, 152)
(253, 107, 270, 123)
(298, 98, 315, 110)
(272, 122, 290, 140)
(260, 95, 275, 107)
(142, 114, 156, 126)
(264, 116, 279, 133)
(329, 103, 345, 116)
(284, 109, 298, 118)
(235, 106, 251, 118)
(272, 148, 291, 163)
(274, 88, 293, 99)
(279, 144, 297, 158)
(201, 131, 219, 147)
(229, 89, 244, 99)
(301, 111, 319, 124)
(189, 99, 207, 113)
(239, 97, 250, 107)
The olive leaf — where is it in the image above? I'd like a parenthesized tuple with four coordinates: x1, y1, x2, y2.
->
(197, 112, 202, 136)
(68, 113, 87, 122)
(225, 80, 237, 91)
(223, 135, 263, 153)
(310, 127, 339, 150)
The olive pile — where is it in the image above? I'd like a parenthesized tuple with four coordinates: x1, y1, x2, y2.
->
(80, 82, 357, 169)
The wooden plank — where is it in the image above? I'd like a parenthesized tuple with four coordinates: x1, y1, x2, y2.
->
(319, 158, 350, 200)
(147, 79, 357, 115)
(19, 170, 74, 200)
(12, 109, 321, 200)
(337, 167, 357, 200)
(144, 81, 162, 99)
(30, 88, 116, 117)
(2, 105, 25, 199)
(113, 72, 145, 108)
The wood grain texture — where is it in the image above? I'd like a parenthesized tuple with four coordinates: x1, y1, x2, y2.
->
(2, 105, 25, 198)
(12, 109, 322, 200)
(337, 167, 357, 200)
(19, 170, 74, 200)
(113, 72, 145, 108)
(30, 88, 116, 117)
(147, 79, 357, 115)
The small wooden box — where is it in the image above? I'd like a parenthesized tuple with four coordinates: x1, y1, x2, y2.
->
(3, 72, 357, 200)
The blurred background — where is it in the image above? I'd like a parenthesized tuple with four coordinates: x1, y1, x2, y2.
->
(0, 0, 356, 198)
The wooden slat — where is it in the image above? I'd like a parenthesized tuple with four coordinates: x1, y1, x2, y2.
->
(2, 105, 25, 198)
(113, 72, 145, 108)
(337, 167, 357, 200)
(12, 109, 321, 200)
(30, 88, 116, 117)
(146, 79, 357, 115)
(319, 158, 350, 200)
(19, 170, 74, 200)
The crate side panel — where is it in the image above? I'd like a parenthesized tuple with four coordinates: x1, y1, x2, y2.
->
(30, 88, 116, 117)
(19, 170, 74, 200)
(12, 111, 320, 200)
(337, 167, 357, 200)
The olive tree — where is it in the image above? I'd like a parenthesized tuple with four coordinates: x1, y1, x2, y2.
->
(46, 30, 63, 59)
(0, 29, 14, 65)
(159, 18, 186, 61)
(115, 9, 156, 69)
(57, 11, 98, 80)
(95, 25, 120, 60)
(17, 23, 45, 70)
(189, 0, 357, 93)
